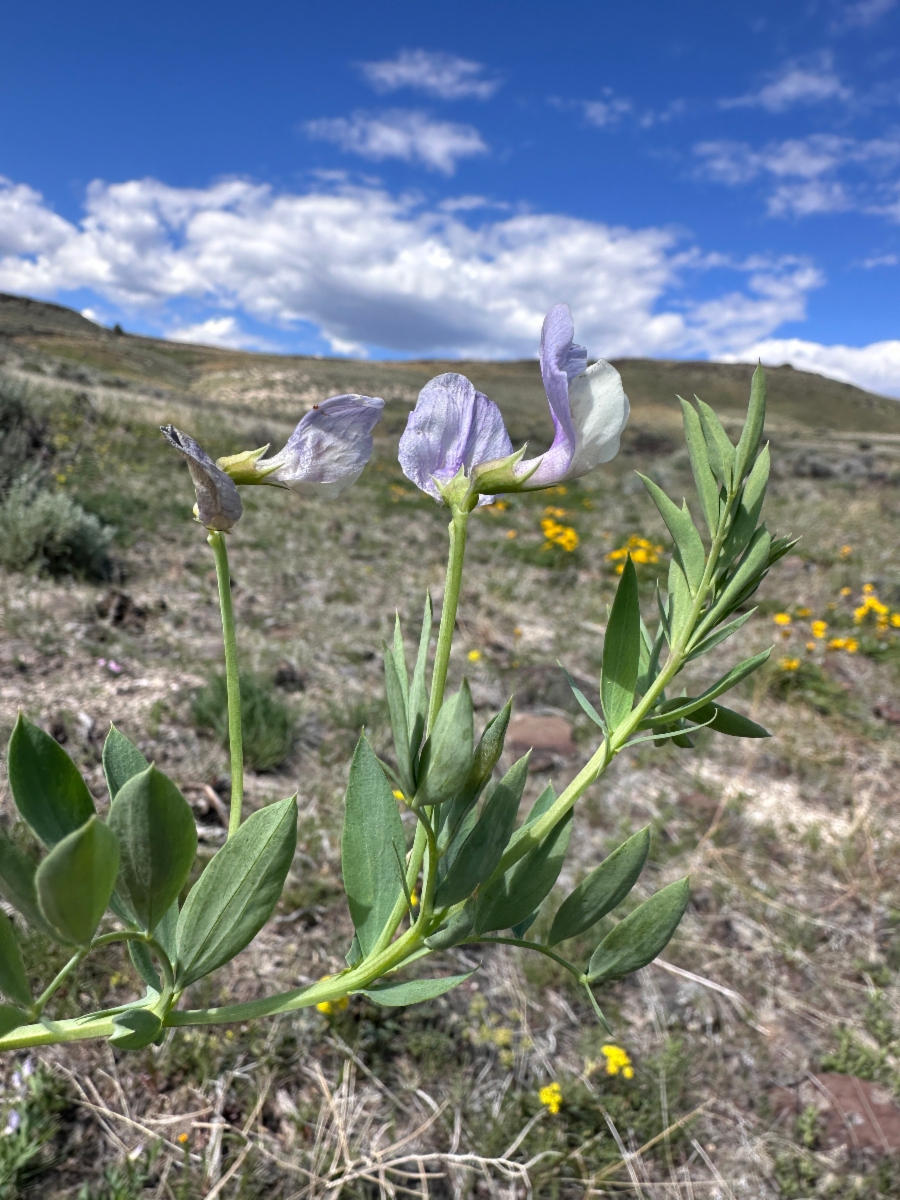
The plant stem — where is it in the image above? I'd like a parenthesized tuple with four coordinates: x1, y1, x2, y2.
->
(427, 507, 469, 736)
(208, 530, 243, 837)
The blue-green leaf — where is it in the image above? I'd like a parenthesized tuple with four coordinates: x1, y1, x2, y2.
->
(36, 817, 120, 945)
(0, 833, 60, 939)
(637, 475, 706, 592)
(473, 809, 572, 935)
(601, 557, 641, 732)
(588, 878, 689, 983)
(109, 1007, 163, 1050)
(0, 909, 31, 1007)
(176, 796, 297, 987)
(547, 827, 650, 946)
(734, 364, 766, 483)
(696, 399, 735, 491)
(433, 754, 529, 908)
(416, 682, 474, 807)
(358, 971, 474, 1006)
(8, 714, 95, 847)
(383, 645, 414, 796)
(102, 725, 150, 801)
(108, 765, 197, 933)
(407, 593, 432, 760)
(341, 735, 406, 956)
(679, 398, 720, 538)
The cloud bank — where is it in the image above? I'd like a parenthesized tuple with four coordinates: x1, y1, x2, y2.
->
(304, 110, 487, 174)
(0, 173, 895, 394)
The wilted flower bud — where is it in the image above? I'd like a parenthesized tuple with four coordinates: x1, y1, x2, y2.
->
(160, 426, 243, 531)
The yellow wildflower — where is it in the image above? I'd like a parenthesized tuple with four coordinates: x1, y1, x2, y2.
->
(543, 506, 568, 518)
(796, 607, 811, 618)
(316, 996, 349, 1015)
(811, 620, 828, 639)
(839, 545, 852, 558)
(538, 1082, 563, 1114)
(863, 583, 875, 593)
(606, 534, 662, 572)
(601, 1044, 635, 1079)
(492, 1026, 514, 1048)
(828, 637, 859, 653)
(892, 614, 900, 628)
(409, 890, 419, 908)
(392, 789, 405, 801)
(177, 1133, 189, 1145)
(540, 518, 579, 552)
(806, 641, 816, 651)
(779, 657, 801, 671)
(773, 613, 792, 627)
(546, 485, 567, 495)
(486, 499, 509, 512)
(506, 529, 517, 539)
(467, 649, 483, 662)
(840, 587, 852, 597)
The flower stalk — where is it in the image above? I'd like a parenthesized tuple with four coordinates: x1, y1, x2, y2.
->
(208, 530, 244, 837)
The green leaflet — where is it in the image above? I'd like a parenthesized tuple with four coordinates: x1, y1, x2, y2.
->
(601, 556, 641, 733)
(8, 714, 95, 847)
(640, 647, 772, 726)
(547, 826, 650, 946)
(560, 664, 604, 728)
(128, 941, 162, 991)
(175, 796, 297, 987)
(0, 908, 31, 1008)
(638, 474, 706, 592)
(36, 817, 120, 946)
(667, 552, 693, 643)
(416, 682, 474, 807)
(407, 593, 432, 762)
(687, 609, 755, 661)
(696, 398, 735, 491)
(341, 735, 406, 956)
(0, 1005, 26, 1038)
(473, 809, 572, 935)
(734, 363, 767, 484)
(392, 612, 410, 713)
(722, 445, 770, 567)
(679, 398, 720, 538)
(424, 904, 474, 950)
(108, 765, 198, 933)
(440, 700, 512, 852)
(588, 877, 690, 983)
(358, 971, 475, 1006)
(0, 832, 60, 939)
(108, 1007, 163, 1050)
(383, 644, 414, 796)
(502, 783, 556, 857)
(690, 702, 770, 738)
(102, 725, 150, 801)
(699, 526, 771, 635)
(433, 753, 530, 908)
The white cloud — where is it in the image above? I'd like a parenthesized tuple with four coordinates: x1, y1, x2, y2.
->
(694, 134, 900, 218)
(0, 174, 822, 363)
(359, 49, 501, 100)
(861, 252, 899, 266)
(722, 56, 852, 112)
(834, 0, 896, 28)
(304, 110, 487, 174)
(725, 337, 900, 397)
(167, 316, 275, 350)
(582, 96, 634, 128)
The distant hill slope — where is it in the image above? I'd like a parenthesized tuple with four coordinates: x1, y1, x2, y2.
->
(1, 290, 898, 442)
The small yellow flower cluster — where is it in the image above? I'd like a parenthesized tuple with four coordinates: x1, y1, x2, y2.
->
(538, 1082, 563, 1114)
(811, 620, 828, 639)
(854, 584, 893, 630)
(827, 637, 859, 653)
(541, 518, 579, 552)
(467, 649, 483, 662)
(543, 505, 569, 518)
(839, 544, 853, 558)
(600, 1044, 635, 1078)
(316, 996, 349, 1016)
(779, 657, 801, 671)
(606, 534, 663, 574)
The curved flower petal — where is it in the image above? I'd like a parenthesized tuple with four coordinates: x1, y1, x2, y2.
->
(161, 425, 243, 531)
(399, 372, 513, 504)
(258, 394, 384, 497)
(516, 304, 628, 488)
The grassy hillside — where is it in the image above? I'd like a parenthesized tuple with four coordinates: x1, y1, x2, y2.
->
(1, 292, 900, 1197)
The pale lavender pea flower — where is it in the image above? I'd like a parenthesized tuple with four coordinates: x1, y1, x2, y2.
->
(245, 394, 385, 498)
(398, 305, 629, 503)
(162, 394, 384, 527)
(398, 373, 513, 506)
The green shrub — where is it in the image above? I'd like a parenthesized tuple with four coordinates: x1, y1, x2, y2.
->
(192, 670, 296, 771)
(0, 377, 49, 495)
(0, 478, 114, 580)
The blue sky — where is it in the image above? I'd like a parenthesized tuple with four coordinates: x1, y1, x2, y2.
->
(1, 0, 899, 393)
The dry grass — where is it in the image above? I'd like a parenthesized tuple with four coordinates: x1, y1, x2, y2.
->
(1, 314, 900, 1196)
